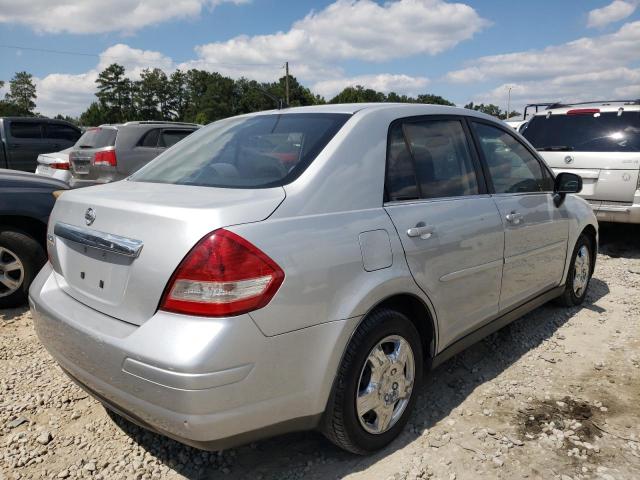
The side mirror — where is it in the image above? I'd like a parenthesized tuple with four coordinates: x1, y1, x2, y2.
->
(553, 172, 582, 207)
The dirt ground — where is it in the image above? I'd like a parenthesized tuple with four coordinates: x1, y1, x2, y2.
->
(1, 224, 639, 480)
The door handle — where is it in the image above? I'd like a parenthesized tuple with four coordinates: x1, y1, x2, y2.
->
(505, 211, 524, 225)
(407, 224, 434, 239)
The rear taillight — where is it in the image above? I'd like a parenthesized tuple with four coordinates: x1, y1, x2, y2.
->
(93, 150, 117, 167)
(50, 162, 69, 170)
(160, 229, 284, 317)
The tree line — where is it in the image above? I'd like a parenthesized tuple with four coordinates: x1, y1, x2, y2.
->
(0, 65, 520, 125)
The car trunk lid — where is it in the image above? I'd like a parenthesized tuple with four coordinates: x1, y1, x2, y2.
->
(48, 180, 285, 325)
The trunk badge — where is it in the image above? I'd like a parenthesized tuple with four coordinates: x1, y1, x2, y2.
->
(85, 208, 96, 226)
(564, 156, 574, 164)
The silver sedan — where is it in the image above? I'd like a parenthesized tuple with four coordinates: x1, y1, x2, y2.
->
(29, 103, 597, 454)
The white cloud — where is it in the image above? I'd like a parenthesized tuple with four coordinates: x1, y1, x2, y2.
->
(180, 0, 488, 82)
(312, 74, 429, 99)
(35, 44, 174, 116)
(447, 21, 640, 84)
(587, 0, 637, 28)
(474, 68, 640, 109)
(98, 44, 174, 74)
(31, 1, 488, 115)
(445, 20, 640, 110)
(0, 0, 248, 34)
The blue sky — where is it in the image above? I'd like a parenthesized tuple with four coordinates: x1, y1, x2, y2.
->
(0, 0, 639, 116)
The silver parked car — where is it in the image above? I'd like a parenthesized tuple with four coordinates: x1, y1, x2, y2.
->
(68, 121, 200, 188)
(30, 104, 597, 454)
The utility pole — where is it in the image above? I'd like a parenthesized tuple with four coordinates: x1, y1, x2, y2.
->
(285, 61, 290, 106)
(507, 86, 512, 120)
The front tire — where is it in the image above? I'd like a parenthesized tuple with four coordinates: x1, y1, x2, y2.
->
(322, 308, 423, 454)
(557, 233, 593, 307)
(0, 228, 46, 308)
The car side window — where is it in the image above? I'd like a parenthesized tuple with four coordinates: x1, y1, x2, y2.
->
(403, 120, 479, 199)
(385, 123, 419, 201)
(138, 129, 160, 147)
(10, 122, 43, 139)
(159, 129, 193, 148)
(473, 122, 553, 194)
(46, 124, 81, 142)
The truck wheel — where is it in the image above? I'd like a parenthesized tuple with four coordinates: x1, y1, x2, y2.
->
(0, 228, 46, 308)
(322, 308, 423, 454)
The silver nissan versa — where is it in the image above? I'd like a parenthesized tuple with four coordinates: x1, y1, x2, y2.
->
(30, 104, 598, 454)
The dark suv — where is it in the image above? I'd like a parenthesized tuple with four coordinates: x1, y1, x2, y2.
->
(69, 121, 200, 187)
(0, 117, 82, 172)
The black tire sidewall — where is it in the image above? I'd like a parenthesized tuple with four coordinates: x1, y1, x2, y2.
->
(340, 310, 423, 452)
(0, 228, 46, 308)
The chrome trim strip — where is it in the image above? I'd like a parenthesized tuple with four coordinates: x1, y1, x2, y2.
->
(439, 259, 503, 282)
(597, 205, 632, 213)
(54, 222, 143, 258)
(504, 240, 566, 265)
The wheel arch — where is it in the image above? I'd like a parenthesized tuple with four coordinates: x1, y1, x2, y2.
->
(580, 223, 598, 275)
(0, 215, 47, 251)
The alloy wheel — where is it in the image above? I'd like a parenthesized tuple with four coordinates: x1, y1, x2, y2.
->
(0, 247, 24, 298)
(356, 335, 415, 435)
(573, 245, 590, 297)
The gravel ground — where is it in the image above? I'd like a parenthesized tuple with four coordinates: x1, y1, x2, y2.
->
(1, 224, 639, 480)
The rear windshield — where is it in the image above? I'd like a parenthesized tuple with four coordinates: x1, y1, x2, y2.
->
(76, 127, 117, 149)
(522, 111, 640, 152)
(131, 113, 350, 188)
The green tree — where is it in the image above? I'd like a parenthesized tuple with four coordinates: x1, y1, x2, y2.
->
(168, 70, 189, 120)
(464, 102, 515, 119)
(415, 94, 454, 106)
(329, 85, 386, 103)
(95, 64, 130, 123)
(4, 71, 37, 115)
(79, 102, 108, 126)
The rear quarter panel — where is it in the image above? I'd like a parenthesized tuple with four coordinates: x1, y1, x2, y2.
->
(231, 209, 435, 338)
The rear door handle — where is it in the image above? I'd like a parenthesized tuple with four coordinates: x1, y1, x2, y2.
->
(505, 211, 524, 225)
(407, 224, 434, 239)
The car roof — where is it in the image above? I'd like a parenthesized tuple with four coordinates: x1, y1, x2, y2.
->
(533, 100, 640, 116)
(0, 117, 78, 125)
(242, 103, 499, 122)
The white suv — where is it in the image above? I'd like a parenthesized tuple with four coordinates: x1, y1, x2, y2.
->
(522, 100, 640, 223)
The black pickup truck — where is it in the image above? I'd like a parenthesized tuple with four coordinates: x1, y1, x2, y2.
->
(0, 117, 81, 172)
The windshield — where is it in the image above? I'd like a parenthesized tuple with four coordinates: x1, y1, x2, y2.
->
(75, 127, 117, 149)
(131, 113, 351, 188)
(522, 111, 640, 152)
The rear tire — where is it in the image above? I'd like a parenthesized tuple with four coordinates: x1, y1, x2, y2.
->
(557, 233, 593, 307)
(0, 228, 46, 308)
(322, 308, 423, 454)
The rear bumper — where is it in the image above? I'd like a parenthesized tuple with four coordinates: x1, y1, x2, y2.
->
(589, 194, 640, 224)
(29, 263, 357, 450)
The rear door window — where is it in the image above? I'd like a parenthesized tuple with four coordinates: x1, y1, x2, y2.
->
(522, 111, 640, 152)
(76, 128, 117, 148)
(159, 129, 195, 148)
(473, 122, 553, 194)
(10, 122, 43, 139)
(46, 124, 81, 142)
(385, 119, 479, 201)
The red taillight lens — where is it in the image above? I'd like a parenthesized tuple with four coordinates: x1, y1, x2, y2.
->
(93, 150, 117, 167)
(50, 162, 69, 170)
(160, 229, 284, 317)
(567, 108, 600, 116)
